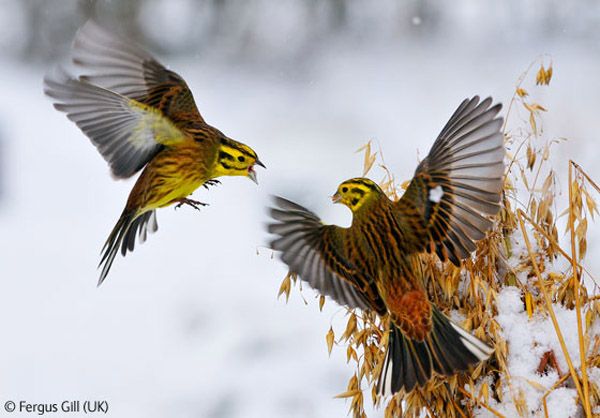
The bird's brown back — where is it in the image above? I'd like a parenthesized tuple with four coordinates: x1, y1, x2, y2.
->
(346, 194, 432, 338)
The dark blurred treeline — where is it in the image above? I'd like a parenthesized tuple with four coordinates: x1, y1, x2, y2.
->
(5, 0, 428, 62)
(4, 0, 600, 65)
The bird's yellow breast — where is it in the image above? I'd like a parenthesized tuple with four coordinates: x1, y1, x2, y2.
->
(127, 142, 218, 212)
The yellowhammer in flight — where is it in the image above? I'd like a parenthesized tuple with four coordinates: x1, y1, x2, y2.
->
(44, 21, 264, 285)
(268, 96, 503, 396)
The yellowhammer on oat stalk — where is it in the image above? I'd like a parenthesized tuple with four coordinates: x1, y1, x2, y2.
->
(268, 96, 504, 396)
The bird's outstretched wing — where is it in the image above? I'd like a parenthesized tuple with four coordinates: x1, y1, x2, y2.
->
(268, 197, 378, 311)
(394, 96, 505, 265)
(72, 20, 204, 126)
(44, 69, 189, 178)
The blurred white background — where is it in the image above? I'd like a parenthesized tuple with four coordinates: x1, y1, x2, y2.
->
(0, 1, 599, 417)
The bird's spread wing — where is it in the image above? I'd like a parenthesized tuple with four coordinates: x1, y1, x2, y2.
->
(268, 197, 372, 311)
(394, 96, 504, 265)
(71, 20, 204, 126)
(44, 69, 189, 178)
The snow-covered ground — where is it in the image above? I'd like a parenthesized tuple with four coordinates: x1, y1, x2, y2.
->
(1, 25, 600, 418)
(484, 287, 581, 418)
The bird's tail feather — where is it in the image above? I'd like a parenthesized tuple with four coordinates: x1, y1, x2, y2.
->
(97, 209, 158, 286)
(376, 307, 493, 396)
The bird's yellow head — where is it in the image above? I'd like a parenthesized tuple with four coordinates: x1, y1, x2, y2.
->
(332, 178, 383, 212)
(214, 137, 265, 183)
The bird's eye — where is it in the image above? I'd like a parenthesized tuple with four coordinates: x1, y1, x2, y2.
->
(342, 187, 348, 193)
(238, 156, 246, 162)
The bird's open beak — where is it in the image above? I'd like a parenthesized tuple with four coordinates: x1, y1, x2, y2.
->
(248, 167, 258, 184)
(248, 159, 265, 185)
(332, 192, 342, 203)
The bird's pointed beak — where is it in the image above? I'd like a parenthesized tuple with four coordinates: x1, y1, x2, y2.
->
(332, 192, 342, 203)
(255, 158, 266, 169)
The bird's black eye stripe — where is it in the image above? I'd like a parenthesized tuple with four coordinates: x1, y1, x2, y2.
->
(351, 188, 365, 196)
(219, 151, 234, 161)
(238, 156, 246, 162)
(352, 179, 377, 190)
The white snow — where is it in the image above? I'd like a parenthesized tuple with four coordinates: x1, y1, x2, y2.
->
(546, 388, 579, 418)
(473, 286, 598, 417)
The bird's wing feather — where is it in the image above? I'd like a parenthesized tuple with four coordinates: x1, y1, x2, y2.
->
(394, 96, 504, 264)
(269, 196, 372, 311)
(71, 20, 204, 126)
(44, 69, 189, 178)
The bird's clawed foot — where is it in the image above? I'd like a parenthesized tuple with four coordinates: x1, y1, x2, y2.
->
(203, 179, 221, 189)
(174, 198, 209, 211)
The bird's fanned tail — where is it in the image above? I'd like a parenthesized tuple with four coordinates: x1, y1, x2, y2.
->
(98, 210, 158, 286)
(376, 307, 494, 396)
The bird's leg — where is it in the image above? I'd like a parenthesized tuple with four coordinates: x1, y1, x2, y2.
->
(174, 198, 209, 211)
(203, 179, 221, 189)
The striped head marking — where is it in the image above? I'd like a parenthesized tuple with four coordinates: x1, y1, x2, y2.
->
(332, 178, 383, 212)
(214, 137, 265, 184)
